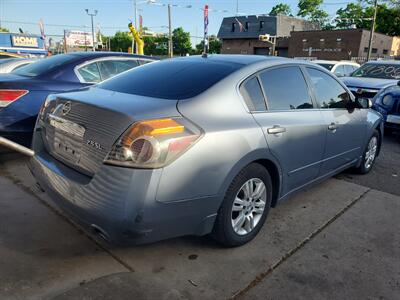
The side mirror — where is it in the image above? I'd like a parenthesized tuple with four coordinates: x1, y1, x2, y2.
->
(357, 97, 372, 109)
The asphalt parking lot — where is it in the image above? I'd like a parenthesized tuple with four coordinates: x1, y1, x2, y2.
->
(0, 134, 399, 300)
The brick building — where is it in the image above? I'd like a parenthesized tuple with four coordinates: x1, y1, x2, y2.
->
(288, 29, 399, 60)
(217, 15, 318, 56)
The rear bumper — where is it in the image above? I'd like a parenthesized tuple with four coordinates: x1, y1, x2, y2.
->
(28, 146, 218, 244)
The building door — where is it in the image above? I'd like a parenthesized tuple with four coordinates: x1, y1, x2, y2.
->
(254, 47, 269, 55)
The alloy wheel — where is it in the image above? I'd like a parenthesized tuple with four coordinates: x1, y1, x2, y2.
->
(231, 178, 267, 236)
(364, 136, 378, 170)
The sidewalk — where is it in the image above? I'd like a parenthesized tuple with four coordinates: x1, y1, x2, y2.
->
(0, 156, 399, 299)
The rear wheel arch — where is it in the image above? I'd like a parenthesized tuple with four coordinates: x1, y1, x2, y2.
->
(218, 152, 282, 209)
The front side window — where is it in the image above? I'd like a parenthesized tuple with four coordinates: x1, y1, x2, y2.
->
(306, 67, 350, 109)
(259, 66, 313, 110)
(77, 62, 101, 83)
(240, 77, 266, 111)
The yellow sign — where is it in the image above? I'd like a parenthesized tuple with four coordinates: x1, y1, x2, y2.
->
(11, 36, 39, 48)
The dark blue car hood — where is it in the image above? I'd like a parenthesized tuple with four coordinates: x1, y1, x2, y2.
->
(342, 76, 398, 89)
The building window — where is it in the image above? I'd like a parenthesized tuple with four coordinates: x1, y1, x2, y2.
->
(259, 21, 264, 30)
(245, 22, 249, 31)
(231, 22, 236, 32)
(364, 47, 368, 53)
(383, 49, 388, 55)
(372, 48, 378, 54)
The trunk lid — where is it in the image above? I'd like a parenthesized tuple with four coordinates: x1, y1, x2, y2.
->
(39, 87, 179, 176)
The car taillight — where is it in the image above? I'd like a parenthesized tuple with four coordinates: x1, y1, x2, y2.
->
(104, 117, 203, 169)
(0, 90, 29, 107)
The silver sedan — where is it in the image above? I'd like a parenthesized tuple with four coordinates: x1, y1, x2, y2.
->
(29, 55, 383, 246)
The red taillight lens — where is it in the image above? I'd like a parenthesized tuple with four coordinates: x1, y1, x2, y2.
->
(0, 90, 29, 107)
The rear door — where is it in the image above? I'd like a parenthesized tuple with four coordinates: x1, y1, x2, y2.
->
(243, 66, 327, 195)
(304, 67, 367, 174)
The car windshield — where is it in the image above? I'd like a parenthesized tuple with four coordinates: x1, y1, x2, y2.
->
(12, 54, 76, 77)
(317, 63, 334, 71)
(352, 63, 400, 79)
(98, 58, 243, 99)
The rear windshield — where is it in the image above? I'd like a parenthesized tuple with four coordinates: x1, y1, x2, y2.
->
(98, 58, 243, 99)
(352, 63, 400, 79)
(12, 54, 76, 77)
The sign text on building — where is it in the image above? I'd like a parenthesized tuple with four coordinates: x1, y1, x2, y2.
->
(11, 36, 39, 48)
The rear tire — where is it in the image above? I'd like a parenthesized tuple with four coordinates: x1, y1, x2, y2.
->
(356, 130, 379, 174)
(212, 163, 272, 247)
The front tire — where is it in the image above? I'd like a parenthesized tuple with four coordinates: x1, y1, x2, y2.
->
(212, 163, 272, 247)
(356, 130, 379, 174)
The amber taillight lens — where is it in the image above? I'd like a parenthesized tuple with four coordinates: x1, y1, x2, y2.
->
(104, 117, 202, 168)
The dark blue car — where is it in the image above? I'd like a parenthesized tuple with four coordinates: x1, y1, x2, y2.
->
(0, 52, 156, 146)
(372, 83, 400, 132)
(341, 60, 400, 101)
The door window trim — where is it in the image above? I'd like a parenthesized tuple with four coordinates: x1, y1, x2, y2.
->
(237, 63, 321, 114)
(303, 65, 355, 111)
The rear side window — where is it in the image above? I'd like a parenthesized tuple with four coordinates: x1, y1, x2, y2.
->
(77, 62, 101, 83)
(240, 77, 266, 111)
(98, 59, 139, 80)
(98, 58, 243, 99)
(259, 66, 313, 110)
(306, 67, 350, 109)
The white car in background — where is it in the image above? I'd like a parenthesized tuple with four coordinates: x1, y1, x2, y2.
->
(0, 58, 38, 73)
(313, 60, 360, 77)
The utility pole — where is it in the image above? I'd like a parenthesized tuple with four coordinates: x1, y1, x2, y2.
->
(85, 9, 98, 52)
(236, 0, 239, 15)
(367, 0, 378, 61)
(168, 4, 173, 58)
(132, 0, 137, 53)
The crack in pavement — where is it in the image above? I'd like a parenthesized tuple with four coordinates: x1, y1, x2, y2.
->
(231, 187, 371, 299)
(0, 165, 135, 273)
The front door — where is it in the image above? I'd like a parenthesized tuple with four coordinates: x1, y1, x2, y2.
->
(305, 67, 368, 174)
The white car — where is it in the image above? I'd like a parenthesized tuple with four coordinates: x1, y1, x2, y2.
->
(0, 58, 38, 73)
(313, 60, 360, 77)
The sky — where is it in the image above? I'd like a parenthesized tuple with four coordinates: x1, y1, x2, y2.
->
(0, 0, 353, 46)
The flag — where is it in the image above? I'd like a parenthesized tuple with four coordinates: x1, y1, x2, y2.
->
(39, 19, 46, 50)
(139, 15, 143, 34)
(235, 17, 244, 32)
(204, 5, 209, 53)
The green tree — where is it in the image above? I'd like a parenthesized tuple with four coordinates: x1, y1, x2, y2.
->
(194, 36, 222, 54)
(143, 35, 168, 56)
(335, 3, 400, 36)
(0, 27, 9, 32)
(110, 31, 132, 52)
(172, 27, 191, 56)
(269, 3, 292, 16)
(335, 3, 366, 29)
(297, 0, 330, 27)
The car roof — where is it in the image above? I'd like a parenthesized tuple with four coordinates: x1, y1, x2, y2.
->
(67, 51, 156, 61)
(180, 54, 285, 66)
(365, 60, 400, 65)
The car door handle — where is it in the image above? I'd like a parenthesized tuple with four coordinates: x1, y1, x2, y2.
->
(267, 126, 286, 134)
(328, 123, 338, 131)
